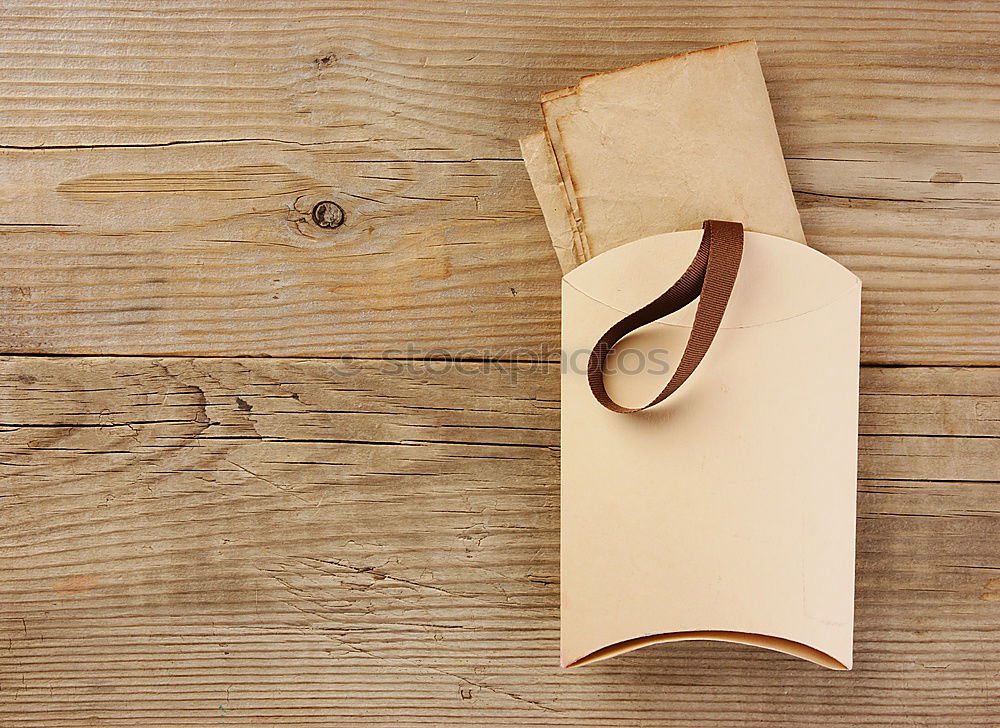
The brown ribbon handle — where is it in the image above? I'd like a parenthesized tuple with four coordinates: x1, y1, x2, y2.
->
(587, 220, 744, 413)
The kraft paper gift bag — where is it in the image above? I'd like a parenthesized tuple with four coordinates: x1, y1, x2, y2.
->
(561, 221, 860, 670)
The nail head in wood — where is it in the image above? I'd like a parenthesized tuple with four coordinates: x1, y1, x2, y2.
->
(311, 200, 345, 229)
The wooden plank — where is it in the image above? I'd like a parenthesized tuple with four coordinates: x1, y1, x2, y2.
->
(0, 1, 998, 363)
(1, 358, 997, 726)
(0, 143, 559, 357)
(0, 140, 997, 362)
(0, 1, 997, 153)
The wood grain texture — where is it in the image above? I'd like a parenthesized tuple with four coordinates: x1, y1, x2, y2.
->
(0, 0, 998, 362)
(1, 358, 998, 726)
(2, 2, 999, 725)
(1, 0, 997, 152)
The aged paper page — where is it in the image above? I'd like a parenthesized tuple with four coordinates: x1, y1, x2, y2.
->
(519, 131, 579, 272)
(540, 87, 590, 261)
(548, 41, 805, 266)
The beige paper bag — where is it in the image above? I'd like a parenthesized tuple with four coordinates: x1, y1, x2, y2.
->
(561, 226, 860, 669)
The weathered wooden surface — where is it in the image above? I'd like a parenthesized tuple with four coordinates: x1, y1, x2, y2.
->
(1, 359, 998, 726)
(1, 1, 999, 725)
(0, 1, 998, 362)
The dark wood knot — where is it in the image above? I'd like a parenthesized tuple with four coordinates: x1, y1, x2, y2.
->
(311, 201, 345, 229)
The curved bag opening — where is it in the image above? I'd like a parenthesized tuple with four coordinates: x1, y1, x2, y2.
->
(565, 630, 850, 670)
